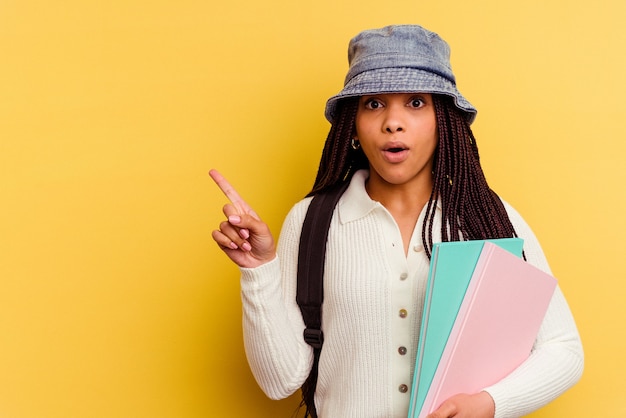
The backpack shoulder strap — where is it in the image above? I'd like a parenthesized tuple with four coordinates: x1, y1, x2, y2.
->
(297, 181, 350, 345)
(296, 181, 350, 418)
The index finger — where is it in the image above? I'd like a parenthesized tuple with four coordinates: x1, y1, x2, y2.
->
(209, 169, 255, 216)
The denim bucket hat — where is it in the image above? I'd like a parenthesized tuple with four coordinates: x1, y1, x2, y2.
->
(324, 25, 477, 124)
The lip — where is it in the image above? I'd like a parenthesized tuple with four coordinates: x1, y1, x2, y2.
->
(381, 141, 410, 163)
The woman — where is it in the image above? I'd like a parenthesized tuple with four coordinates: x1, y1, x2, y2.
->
(211, 25, 583, 418)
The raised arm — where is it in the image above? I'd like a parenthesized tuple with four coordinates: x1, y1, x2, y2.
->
(209, 169, 276, 268)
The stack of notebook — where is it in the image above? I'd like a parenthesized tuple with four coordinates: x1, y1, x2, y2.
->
(408, 238, 557, 418)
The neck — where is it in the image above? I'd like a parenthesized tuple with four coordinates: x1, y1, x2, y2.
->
(365, 173, 433, 213)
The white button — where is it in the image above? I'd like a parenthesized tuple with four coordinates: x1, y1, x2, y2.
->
(400, 272, 408, 281)
(413, 244, 424, 252)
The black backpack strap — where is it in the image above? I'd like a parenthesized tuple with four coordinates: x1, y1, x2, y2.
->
(296, 181, 350, 418)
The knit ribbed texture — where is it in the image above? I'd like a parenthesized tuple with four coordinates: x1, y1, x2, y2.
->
(239, 171, 583, 417)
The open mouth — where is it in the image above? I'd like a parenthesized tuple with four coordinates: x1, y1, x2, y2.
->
(382, 142, 410, 162)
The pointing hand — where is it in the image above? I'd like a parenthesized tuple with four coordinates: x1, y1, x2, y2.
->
(209, 169, 276, 268)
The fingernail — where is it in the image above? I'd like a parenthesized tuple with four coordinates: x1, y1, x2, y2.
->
(240, 228, 250, 239)
(242, 242, 252, 251)
(228, 215, 241, 224)
(229, 242, 238, 250)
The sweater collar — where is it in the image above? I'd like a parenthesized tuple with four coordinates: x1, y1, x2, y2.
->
(337, 169, 441, 224)
(337, 170, 379, 223)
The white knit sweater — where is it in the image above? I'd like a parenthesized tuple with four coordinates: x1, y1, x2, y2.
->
(239, 170, 583, 418)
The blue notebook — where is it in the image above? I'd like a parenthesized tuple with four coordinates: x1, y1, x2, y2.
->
(407, 238, 524, 417)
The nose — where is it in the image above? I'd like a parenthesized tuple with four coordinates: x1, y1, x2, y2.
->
(382, 105, 405, 133)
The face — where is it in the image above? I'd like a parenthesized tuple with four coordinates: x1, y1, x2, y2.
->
(355, 92, 438, 191)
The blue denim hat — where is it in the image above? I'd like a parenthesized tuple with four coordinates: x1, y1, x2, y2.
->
(324, 25, 477, 124)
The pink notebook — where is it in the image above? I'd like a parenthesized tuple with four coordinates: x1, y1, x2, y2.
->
(419, 242, 557, 416)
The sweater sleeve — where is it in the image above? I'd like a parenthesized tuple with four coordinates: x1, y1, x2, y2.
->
(239, 198, 314, 400)
(483, 201, 584, 417)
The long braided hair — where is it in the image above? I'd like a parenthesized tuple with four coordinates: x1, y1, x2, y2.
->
(307, 94, 518, 258)
(298, 94, 518, 418)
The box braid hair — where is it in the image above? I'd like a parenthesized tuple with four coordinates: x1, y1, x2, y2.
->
(307, 94, 519, 260)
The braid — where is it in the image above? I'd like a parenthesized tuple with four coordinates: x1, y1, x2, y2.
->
(423, 95, 518, 258)
(308, 98, 366, 196)
(299, 97, 367, 418)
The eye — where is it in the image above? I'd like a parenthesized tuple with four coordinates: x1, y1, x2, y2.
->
(409, 97, 426, 108)
(363, 98, 383, 110)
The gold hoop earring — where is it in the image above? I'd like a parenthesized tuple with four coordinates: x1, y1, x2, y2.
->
(351, 138, 361, 150)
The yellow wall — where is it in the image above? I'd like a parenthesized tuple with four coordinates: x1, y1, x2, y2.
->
(1, 0, 624, 416)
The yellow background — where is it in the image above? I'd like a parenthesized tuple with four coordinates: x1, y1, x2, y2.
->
(1, 0, 624, 416)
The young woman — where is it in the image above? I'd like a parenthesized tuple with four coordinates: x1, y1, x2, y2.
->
(211, 25, 583, 418)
